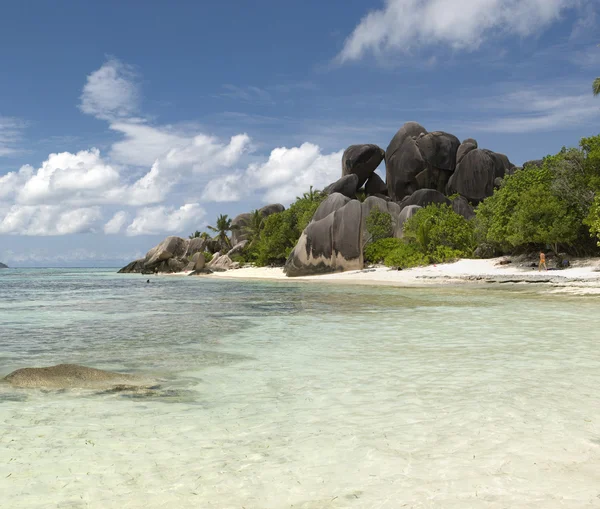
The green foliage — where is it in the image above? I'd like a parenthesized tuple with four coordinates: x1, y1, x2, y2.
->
(364, 238, 403, 263)
(203, 251, 213, 263)
(594, 77, 600, 96)
(250, 188, 326, 266)
(476, 137, 600, 254)
(365, 208, 393, 244)
(189, 230, 201, 239)
(383, 242, 431, 268)
(207, 214, 233, 250)
(404, 204, 476, 257)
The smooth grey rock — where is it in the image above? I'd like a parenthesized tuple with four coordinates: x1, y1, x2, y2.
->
(145, 236, 188, 267)
(386, 122, 428, 201)
(452, 195, 476, 220)
(259, 203, 285, 217)
(118, 259, 145, 273)
(207, 254, 234, 271)
(284, 200, 363, 277)
(523, 159, 543, 169)
(226, 240, 248, 257)
(446, 149, 495, 203)
(342, 144, 385, 188)
(230, 213, 253, 246)
(462, 138, 478, 147)
(416, 131, 460, 172)
(185, 237, 208, 257)
(3, 364, 146, 390)
(483, 150, 512, 180)
(324, 174, 360, 199)
(399, 189, 450, 209)
(364, 172, 388, 196)
(312, 193, 351, 223)
(456, 142, 477, 165)
(190, 252, 206, 271)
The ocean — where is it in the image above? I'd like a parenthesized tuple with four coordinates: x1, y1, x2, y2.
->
(1, 268, 599, 508)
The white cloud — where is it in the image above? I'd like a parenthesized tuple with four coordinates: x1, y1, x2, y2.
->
(17, 149, 121, 205)
(0, 205, 101, 236)
(104, 211, 128, 234)
(201, 173, 245, 202)
(338, 0, 580, 63)
(202, 143, 343, 204)
(79, 58, 140, 120)
(0, 116, 26, 157)
(125, 203, 205, 236)
(467, 87, 600, 133)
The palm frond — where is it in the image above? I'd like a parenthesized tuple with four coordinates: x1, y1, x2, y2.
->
(594, 77, 600, 96)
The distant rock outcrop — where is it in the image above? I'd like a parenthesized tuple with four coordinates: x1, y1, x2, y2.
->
(231, 203, 284, 245)
(0, 262, 8, 269)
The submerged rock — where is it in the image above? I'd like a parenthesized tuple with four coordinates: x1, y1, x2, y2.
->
(3, 364, 148, 390)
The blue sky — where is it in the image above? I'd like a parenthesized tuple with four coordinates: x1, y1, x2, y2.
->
(1, 0, 599, 267)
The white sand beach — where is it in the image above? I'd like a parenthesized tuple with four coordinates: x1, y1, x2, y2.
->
(205, 257, 600, 292)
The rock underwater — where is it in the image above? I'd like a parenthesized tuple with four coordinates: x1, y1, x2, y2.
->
(3, 364, 151, 390)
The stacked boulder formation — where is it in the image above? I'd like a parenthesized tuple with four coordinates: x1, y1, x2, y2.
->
(284, 122, 514, 277)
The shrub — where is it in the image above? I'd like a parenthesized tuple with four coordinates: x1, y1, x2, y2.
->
(365, 209, 393, 244)
(203, 251, 213, 263)
(384, 242, 430, 268)
(404, 204, 476, 257)
(364, 237, 403, 263)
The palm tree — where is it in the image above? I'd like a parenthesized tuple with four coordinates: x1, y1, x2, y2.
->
(189, 230, 201, 239)
(242, 210, 266, 247)
(594, 77, 600, 96)
(207, 214, 232, 251)
(296, 185, 322, 203)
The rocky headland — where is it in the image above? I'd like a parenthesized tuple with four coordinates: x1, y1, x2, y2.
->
(120, 121, 524, 278)
(0, 262, 8, 269)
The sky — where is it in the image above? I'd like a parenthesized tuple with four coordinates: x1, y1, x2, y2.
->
(1, 0, 599, 267)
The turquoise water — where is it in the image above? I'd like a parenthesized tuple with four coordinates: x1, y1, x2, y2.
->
(1, 269, 599, 508)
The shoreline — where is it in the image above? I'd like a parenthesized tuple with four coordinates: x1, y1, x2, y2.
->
(198, 257, 600, 293)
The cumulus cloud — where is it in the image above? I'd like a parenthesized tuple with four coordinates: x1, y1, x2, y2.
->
(79, 58, 140, 120)
(338, 0, 579, 63)
(0, 205, 102, 236)
(104, 211, 128, 234)
(126, 203, 205, 236)
(202, 143, 343, 204)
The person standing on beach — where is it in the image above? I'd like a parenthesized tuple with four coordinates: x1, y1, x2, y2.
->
(538, 251, 547, 271)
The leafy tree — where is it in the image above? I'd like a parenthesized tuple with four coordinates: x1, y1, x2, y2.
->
(365, 209, 393, 245)
(252, 189, 326, 266)
(404, 204, 476, 257)
(189, 230, 201, 239)
(207, 214, 232, 251)
(594, 77, 600, 96)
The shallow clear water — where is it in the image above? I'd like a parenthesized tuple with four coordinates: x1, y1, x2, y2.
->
(1, 269, 599, 508)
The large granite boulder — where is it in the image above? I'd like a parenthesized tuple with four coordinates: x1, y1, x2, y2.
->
(416, 131, 460, 172)
(313, 193, 351, 222)
(462, 138, 478, 147)
(456, 142, 477, 165)
(185, 252, 206, 272)
(284, 200, 363, 277)
(145, 236, 188, 267)
(452, 195, 476, 220)
(231, 213, 253, 246)
(207, 254, 236, 271)
(386, 122, 428, 201)
(364, 173, 388, 196)
(342, 144, 385, 188)
(446, 149, 495, 203)
(119, 235, 214, 274)
(399, 189, 450, 209)
(324, 174, 360, 199)
(3, 364, 147, 390)
(483, 150, 513, 180)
